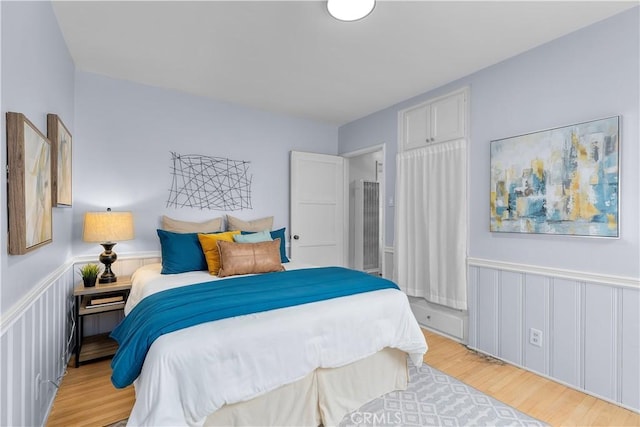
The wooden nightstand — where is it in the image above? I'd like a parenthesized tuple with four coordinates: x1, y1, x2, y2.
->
(73, 276, 132, 367)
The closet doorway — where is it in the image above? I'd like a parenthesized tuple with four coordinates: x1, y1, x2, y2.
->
(343, 145, 385, 277)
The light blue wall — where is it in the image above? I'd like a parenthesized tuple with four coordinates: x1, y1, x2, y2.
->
(339, 7, 639, 278)
(72, 72, 339, 256)
(0, 1, 75, 313)
(0, 5, 338, 422)
(0, 1, 338, 316)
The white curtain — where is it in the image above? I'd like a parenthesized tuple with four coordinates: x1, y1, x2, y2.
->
(394, 139, 468, 310)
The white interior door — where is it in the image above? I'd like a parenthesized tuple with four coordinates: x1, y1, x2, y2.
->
(290, 151, 347, 266)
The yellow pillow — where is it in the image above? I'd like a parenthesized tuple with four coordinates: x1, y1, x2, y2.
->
(198, 231, 240, 275)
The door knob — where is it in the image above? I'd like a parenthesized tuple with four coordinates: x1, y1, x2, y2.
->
(293, 235, 300, 240)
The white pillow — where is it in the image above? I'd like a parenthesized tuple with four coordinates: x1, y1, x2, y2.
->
(162, 215, 222, 233)
(226, 215, 273, 232)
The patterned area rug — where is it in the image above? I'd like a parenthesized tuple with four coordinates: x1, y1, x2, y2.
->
(107, 363, 546, 427)
(339, 363, 547, 427)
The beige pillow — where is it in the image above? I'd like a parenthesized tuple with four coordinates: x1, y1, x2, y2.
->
(162, 215, 222, 233)
(217, 239, 284, 278)
(226, 215, 273, 232)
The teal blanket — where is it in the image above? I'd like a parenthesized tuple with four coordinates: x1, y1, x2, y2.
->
(110, 267, 399, 388)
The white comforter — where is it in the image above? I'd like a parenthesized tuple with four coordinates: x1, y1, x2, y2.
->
(125, 263, 428, 426)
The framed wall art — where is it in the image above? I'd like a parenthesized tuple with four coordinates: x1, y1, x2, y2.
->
(490, 116, 620, 237)
(47, 113, 72, 206)
(6, 112, 53, 254)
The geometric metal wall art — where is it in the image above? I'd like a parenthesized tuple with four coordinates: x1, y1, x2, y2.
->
(47, 113, 73, 207)
(167, 152, 252, 210)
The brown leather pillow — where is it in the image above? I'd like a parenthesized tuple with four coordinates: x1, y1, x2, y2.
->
(217, 239, 284, 277)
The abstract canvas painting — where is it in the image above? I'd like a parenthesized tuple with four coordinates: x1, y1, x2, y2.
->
(490, 116, 619, 237)
(6, 112, 53, 254)
(48, 114, 72, 206)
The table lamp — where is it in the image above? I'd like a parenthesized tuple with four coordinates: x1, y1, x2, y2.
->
(83, 208, 134, 284)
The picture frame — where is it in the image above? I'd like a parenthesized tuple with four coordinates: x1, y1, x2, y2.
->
(490, 116, 620, 238)
(47, 113, 72, 207)
(6, 112, 53, 254)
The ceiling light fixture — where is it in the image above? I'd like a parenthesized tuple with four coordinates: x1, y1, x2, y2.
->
(327, 0, 375, 22)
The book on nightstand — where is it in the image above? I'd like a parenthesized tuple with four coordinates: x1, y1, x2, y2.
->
(86, 295, 124, 308)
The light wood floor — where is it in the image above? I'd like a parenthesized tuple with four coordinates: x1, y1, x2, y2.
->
(47, 329, 639, 426)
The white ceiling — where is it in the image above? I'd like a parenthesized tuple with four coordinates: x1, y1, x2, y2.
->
(52, 1, 637, 125)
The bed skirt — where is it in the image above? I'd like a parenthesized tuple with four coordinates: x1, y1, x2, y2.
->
(203, 348, 409, 427)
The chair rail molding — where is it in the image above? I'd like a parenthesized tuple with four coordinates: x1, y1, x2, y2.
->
(468, 257, 640, 289)
(0, 259, 75, 336)
(73, 250, 162, 264)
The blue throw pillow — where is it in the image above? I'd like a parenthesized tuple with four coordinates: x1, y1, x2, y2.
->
(157, 229, 208, 274)
(241, 227, 290, 263)
(233, 230, 273, 243)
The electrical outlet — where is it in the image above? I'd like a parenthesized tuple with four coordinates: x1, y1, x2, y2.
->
(34, 373, 41, 401)
(529, 328, 543, 347)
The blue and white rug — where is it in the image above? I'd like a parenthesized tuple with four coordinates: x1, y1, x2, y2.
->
(340, 363, 547, 427)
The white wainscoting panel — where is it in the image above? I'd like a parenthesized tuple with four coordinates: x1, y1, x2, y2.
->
(0, 253, 161, 427)
(550, 279, 581, 389)
(523, 274, 548, 375)
(621, 288, 640, 409)
(476, 268, 498, 354)
(499, 271, 523, 365)
(0, 264, 75, 427)
(468, 258, 640, 412)
(584, 282, 617, 402)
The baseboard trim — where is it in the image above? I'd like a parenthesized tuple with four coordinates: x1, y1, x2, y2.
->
(467, 344, 640, 415)
(421, 325, 466, 344)
(468, 257, 639, 289)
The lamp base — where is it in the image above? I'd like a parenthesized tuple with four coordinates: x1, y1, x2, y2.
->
(98, 272, 117, 284)
(98, 242, 118, 284)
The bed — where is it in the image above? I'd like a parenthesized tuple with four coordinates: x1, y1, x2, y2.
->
(113, 259, 427, 426)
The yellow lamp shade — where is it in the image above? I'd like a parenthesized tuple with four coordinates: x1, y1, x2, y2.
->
(83, 211, 134, 243)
